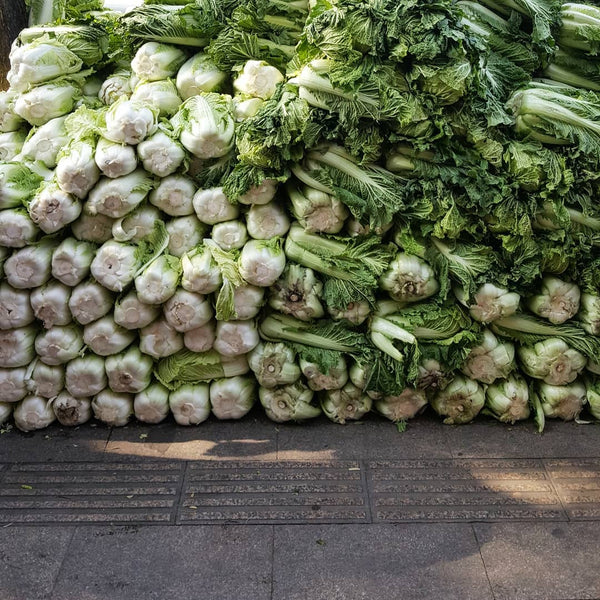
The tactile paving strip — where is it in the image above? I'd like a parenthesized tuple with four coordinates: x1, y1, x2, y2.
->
(3, 458, 600, 525)
(367, 459, 567, 522)
(0, 462, 183, 524)
(178, 460, 369, 524)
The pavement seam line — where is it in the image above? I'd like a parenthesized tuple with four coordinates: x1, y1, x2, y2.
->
(471, 523, 496, 600)
(48, 526, 77, 599)
(541, 458, 570, 522)
(103, 426, 114, 453)
(172, 461, 189, 525)
(269, 524, 275, 600)
(360, 460, 374, 524)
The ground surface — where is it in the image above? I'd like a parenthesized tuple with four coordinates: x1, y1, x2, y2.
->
(1, 410, 599, 599)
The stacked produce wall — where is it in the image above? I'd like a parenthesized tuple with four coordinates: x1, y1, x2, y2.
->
(1, 0, 600, 432)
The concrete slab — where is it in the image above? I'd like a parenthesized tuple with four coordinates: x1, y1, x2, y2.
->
(104, 414, 278, 461)
(362, 414, 454, 459)
(51, 525, 273, 600)
(0, 423, 110, 462)
(443, 418, 600, 459)
(474, 522, 600, 600)
(273, 523, 493, 600)
(0, 526, 73, 600)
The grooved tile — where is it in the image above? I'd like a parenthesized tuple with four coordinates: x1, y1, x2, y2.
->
(0, 461, 182, 524)
(178, 460, 368, 523)
(368, 459, 566, 522)
(544, 458, 600, 519)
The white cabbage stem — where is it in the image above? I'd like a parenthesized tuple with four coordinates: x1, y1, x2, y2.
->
(5, 238, 57, 289)
(232, 285, 264, 320)
(87, 169, 153, 218)
(460, 283, 520, 323)
(0, 208, 39, 248)
(375, 388, 427, 422)
(379, 253, 439, 303)
(104, 99, 159, 145)
(176, 53, 228, 99)
(461, 329, 515, 384)
(90, 240, 141, 292)
(14, 81, 79, 127)
(99, 69, 132, 106)
(112, 205, 161, 243)
(0, 283, 34, 329)
(0, 130, 27, 162)
(300, 355, 348, 391)
(0, 327, 36, 367)
(134, 383, 170, 424)
(71, 209, 115, 243)
(248, 342, 300, 388)
(65, 354, 107, 398)
(239, 239, 286, 287)
(28, 181, 82, 234)
(105, 347, 153, 394)
(14, 395, 55, 431)
(233, 60, 284, 99)
(68, 280, 114, 325)
(166, 216, 207, 257)
(214, 320, 260, 357)
(163, 289, 213, 332)
(527, 276, 581, 324)
(20, 116, 69, 168)
(52, 392, 92, 426)
(114, 291, 161, 330)
(288, 184, 348, 234)
(183, 321, 216, 352)
(92, 390, 133, 426)
(51, 238, 96, 287)
(0, 90, 26, 132)
(131, 42, 187, 82)
(192, 187, 239, 224)
(140, 318, 184, 358)
(169, 383, 210, 426)
(56, 139, 101, 199)
(35, 325, 84, 365)
(135, 254, 181, 305)
(149, 175, 196, 216)
(518, 338, 586, 385)
(237, 178, 278, 206)
(181, 245, 222, 293)
(83, 315, 136, 356)
(246, 201, 290, 239)
(25, 360, 64, 398)
(0, 367, 29, 403)
(138, 131, 186, 177)
(30, 281, 72, 329)
(212, 220, 248, 251)
(94, 137, 138, 179)
(210, 376, 256, 420)
(172, 94, 235, 159)
(485, 375, 530, 423)
(131, 80, 182, 117)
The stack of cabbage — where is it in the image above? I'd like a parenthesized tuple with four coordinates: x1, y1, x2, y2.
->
(2, 0, 600, 433)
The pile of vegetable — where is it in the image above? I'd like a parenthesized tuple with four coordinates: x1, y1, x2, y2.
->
(2, 0, 600, 433)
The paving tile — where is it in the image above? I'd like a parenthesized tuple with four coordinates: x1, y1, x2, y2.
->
(475, 522, 600, 600)
(276, 415, 368, 460)
(51, 525, 272, 600)
(444, 418, 600, 459)
(104, 414, 278, 461)
(0, 423, 110, 462)
(544, 458, 600, 519)
(0, 461, 182, 524)
(368, 459, 565, 522)
(0, 526, 73, 600)
(179, 460, 367, 524)
(273, 523, 492, 600)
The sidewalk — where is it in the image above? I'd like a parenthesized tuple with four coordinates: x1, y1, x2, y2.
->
(1, 412, 599, 600)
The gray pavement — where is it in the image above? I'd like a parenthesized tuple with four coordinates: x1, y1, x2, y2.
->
(1, 411, 600, 599)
